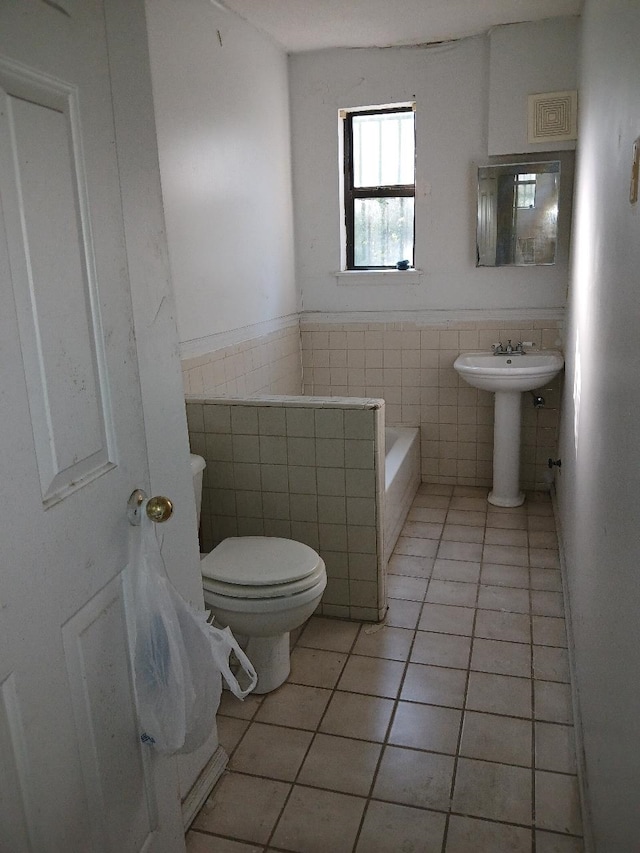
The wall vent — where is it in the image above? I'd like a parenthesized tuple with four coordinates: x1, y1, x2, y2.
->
(528, 90, 578, 144)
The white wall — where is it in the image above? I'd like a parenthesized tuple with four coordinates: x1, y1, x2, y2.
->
(558, 1, 640, 848)
(488, 17, 579, 156)
(145, 0, 298, 353)
(289, 30, 574, 317)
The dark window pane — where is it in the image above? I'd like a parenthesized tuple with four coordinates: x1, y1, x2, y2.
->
(354, 197, 414, 267)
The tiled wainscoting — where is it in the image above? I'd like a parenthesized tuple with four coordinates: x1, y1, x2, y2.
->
(180, 315, 564, 493)
(301, 319, 563, 492)
(181, 323, 302, 397)
(185, 396, 386, 621)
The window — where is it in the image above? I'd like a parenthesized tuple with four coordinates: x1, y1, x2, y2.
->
(342, 106, 415, 270)
(516, 173, 537, 209)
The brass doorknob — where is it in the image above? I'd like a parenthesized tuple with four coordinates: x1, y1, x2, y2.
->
(127, 489, 174, 525)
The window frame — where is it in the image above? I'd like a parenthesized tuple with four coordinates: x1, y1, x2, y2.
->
(342, 105, 416, 271)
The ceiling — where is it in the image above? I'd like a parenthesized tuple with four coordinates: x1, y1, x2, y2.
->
(216, 0, 582, 53)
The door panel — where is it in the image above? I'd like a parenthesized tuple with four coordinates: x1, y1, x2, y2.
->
(0, 2, 185, 850)
(0, 62, 115, 505)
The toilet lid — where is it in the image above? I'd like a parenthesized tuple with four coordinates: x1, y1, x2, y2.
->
(202, 560, 326, 599)
(201, 536, 323, 586)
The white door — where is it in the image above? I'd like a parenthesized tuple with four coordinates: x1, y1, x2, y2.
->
(0, 1, 186, 850)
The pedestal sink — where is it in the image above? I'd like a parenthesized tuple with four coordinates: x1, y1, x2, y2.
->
(454, 350, 564, 506)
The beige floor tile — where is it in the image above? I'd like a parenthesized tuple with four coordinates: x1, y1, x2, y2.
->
(418, 602, 475, 636)
(297, 733, 382, 796)
(229, 722, 312, 781)
(475, 609, 531, 643)
(387, 554, 433, 579)
(385, 597, 421, 629)
(535, 681, 574, 724)
(426, 579, 478, 607)
(452, 757, 532, 824)
(453, 485, 489, 497)
(446, 509, 487, 527)
(531, 590, 565, 617)
(218, 690, 264, 721)
(254, 682, 332, 730)
(389, 700, 462, 754)
(481, 563, 530, 588)
(320, 690, 394, 741)
(487, 510, 528, 530)
(477, 584, 530, 613)
(530, 548, 561, 569)
(528, 514, 557, 532)
(394, 535, 440, 557)
(531, 568, 563, 591)
(445, 815, 532, 852)
(401, 662, 467, 708)
(352, 624, 415, 661)
(408, 505, 448, 523)
(192, 772, 290, 844)
(337, 654, 405, 698)
(412, 493, 451, 509)
(432, 558, 481, 583)
(529, 530, 559, 549)
(186, 832, 262, 853)
(216, 716, 249, 757)
(466, 671, 532, 718)
(387, 573, 429, 601)
(288, 646, 348, 688)
(411, 630, 472, 669)
(471, 638, 531, 678)
(373, 745, 455, 810)
(535, 830, 585, 852)
(535, 771, 583, 835)
(297, 616, 360, 652)
(532, 615, 568, 647)
(419, 483, 454, 495)
(535, 722, 577, 773)
(356, 800, 446, 852)
(450, 496, 487, 512)
(402, 520, 444, 539)
(483, 543, 529, 566)
(533, 646, 570, 682)
(459, 710, 532, 766)
(438, 540, 484, 562)
(270, 785, 366, 853)
(484, 527, 529, 547)
(442, 523, 484, 543)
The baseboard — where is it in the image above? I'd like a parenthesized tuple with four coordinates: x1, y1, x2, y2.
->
(551, 488, 594, 853)
(181, 744, 228, 831)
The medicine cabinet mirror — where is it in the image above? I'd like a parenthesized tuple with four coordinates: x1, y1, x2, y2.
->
(477, 160, 560, 266)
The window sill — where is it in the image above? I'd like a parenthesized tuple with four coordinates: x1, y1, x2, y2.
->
(335, 269, 422, 286)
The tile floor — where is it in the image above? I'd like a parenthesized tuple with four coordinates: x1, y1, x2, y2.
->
(187, 484, 584, 853)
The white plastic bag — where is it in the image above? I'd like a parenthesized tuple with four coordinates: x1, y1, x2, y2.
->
(129, 506, 257, 754)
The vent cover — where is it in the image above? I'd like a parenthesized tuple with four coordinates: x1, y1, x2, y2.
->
(528, 91, 578, 144)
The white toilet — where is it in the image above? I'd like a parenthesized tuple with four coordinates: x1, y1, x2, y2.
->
(190, 454, 327, 693)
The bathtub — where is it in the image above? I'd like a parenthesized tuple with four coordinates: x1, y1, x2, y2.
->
(383, 426, 421, 564)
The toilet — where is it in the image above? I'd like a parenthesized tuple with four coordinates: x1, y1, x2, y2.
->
(190, 454, 327, 693)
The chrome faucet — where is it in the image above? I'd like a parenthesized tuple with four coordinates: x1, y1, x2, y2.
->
(493, 340, 526, 355)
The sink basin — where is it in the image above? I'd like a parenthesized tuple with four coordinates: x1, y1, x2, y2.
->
(453, 351, 564, 392)
(454, 349, 564, 507)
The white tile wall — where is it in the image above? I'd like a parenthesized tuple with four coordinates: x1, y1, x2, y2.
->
(301, 320, 563, 492)
(181, 316, 563, 492)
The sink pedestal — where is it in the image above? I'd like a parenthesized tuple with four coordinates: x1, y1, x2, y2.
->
(488, 391, 525, 507)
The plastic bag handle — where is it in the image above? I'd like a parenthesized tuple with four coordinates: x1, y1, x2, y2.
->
(208, 624, 257, 699)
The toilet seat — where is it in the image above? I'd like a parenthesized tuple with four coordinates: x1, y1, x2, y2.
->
(201, 536, 325, 600)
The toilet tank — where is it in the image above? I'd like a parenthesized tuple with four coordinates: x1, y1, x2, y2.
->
(189, 453, 206, 529)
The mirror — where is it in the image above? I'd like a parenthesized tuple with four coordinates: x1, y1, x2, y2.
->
(477, 161, 560, 266)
